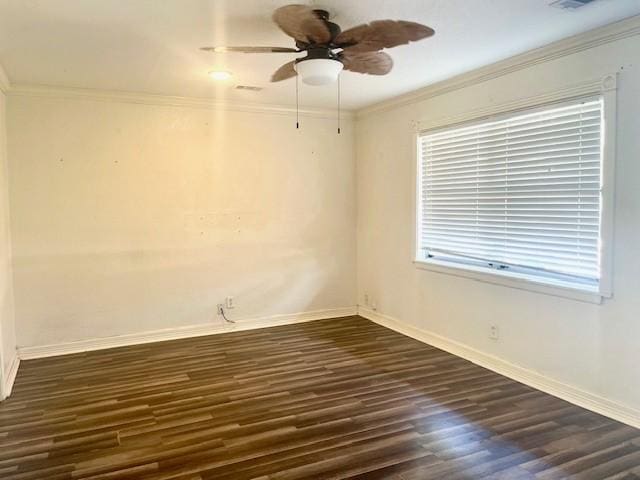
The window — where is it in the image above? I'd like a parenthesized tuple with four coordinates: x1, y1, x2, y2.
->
(416, 97, 609, 296)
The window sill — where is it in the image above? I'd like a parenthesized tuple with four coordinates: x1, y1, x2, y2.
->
(413, 258, 605, 304)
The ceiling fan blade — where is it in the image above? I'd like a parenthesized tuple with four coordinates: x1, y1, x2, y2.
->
(336, 20, 434, 53)
(272, 4, 331, 45)
(340, 51, 393, 75)
(271, 61, 297, 82)
(201, 46, 299, 53)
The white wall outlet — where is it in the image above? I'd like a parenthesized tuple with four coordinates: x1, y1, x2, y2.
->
(364, 293, 369, 306)
(489, 325, 499, 340)
(225, 296, 234, 309)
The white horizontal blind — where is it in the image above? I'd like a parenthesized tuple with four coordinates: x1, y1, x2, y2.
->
(418, 98, 603, 288)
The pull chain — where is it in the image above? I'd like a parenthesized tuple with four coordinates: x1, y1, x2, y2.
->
(337, 74, 341, 134)
(295, 73, 299, 129)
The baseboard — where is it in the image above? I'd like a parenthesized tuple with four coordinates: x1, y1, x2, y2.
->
(18, 306, 357, 360)
(358, 306, 640, 430)
(1, 353, 20, 400)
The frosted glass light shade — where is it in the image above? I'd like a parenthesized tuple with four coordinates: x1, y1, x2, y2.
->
(295, 59, 343, 86)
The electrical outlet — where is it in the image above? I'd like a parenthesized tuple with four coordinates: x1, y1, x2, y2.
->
(489, 325, 499, 340)
(364, 294, 369, 306)
(217, 304, 224, 315)
(225, 296, 234, 309)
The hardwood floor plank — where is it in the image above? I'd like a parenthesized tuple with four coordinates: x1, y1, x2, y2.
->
(1, 316, 638, 479)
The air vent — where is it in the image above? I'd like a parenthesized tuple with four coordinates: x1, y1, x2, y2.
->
(235, 85, 263, 92)
(550, 0, 596, 9)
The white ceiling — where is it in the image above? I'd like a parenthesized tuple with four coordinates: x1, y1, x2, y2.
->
(1, 0, 639, 110)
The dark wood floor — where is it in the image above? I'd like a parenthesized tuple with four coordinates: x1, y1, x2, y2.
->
(1, 316, 639, 480)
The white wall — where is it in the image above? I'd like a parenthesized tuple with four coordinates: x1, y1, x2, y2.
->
(356, 34, 640, 412)
(4, 21, 639, 419)
(0, 88, 17, 397)
(7, 95, 356, 347)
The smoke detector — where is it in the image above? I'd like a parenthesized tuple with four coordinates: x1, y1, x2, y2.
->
(550, 0, 596, 9)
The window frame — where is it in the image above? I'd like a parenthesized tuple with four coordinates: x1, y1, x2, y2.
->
(412, 76, 617, 304)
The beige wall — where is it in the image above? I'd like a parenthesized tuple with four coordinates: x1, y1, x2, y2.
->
(0, 89, 17, 397)
(356, 35, 640, 412)
(7, 96, 356, 347)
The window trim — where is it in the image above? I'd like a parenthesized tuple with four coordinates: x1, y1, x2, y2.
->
(412, 75, 617, 304)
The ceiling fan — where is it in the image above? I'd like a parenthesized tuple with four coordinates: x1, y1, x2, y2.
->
(201, 4, 435, 86)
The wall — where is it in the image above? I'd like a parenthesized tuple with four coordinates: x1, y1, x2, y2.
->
(356, 34, 640, 414)
(7, 94, 356, 348)
(0, 87, 17, 398)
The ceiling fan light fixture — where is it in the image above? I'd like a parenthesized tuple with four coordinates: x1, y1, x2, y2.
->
(294, 59, 343, 86)
(208, 70, 233, 81)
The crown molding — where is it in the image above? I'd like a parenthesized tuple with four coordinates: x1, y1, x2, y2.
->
(0, 62, 10, 93)
(414, 75, 611, 133)
(8, 84, 355, 119)
(357, 14, 640, 118)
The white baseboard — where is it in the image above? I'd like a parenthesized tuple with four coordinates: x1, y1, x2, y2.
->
(1, 353, 20, 400)
(358, 306, 640, 430)
(18, 306, 357, 360)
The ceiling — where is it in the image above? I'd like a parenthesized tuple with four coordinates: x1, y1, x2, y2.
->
(1, 0, 639, 110)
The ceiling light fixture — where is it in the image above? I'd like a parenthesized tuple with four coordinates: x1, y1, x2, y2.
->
(208, 70, 232, 81)
(294, 58, 343, 86)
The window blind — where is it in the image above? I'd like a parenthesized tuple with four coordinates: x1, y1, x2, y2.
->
(418, 98, 603, 288)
